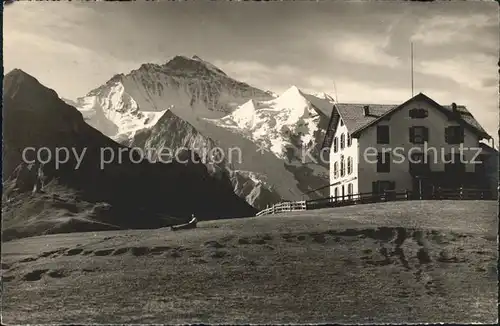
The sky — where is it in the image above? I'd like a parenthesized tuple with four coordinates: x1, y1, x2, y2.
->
(4, 1, 499, 142)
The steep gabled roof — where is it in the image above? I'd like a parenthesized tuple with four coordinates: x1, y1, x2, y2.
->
(321, 103, 395, 149)
(336, 103, 396, 135)
(321, 92, 490, 149)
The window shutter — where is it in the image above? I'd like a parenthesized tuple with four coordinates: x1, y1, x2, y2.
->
(409, 127, 415, 143)
(460, 127, 465, 143)
(444, 127, 450, 143)
(377, 126, 389, 144)
(423, 127, 429, 142)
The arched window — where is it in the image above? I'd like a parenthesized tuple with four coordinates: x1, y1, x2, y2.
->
(340, 155, 345, 177)
(333, 162, 338, 179)
(340, 119, 344, 126)
(334, 187, 339, 199)
(340, 133, 345, 150)
(347, 134, 352, 147)
(333, 137, 338, 153)
(347, 156, 353, 175)
(348, 183, 353, 197)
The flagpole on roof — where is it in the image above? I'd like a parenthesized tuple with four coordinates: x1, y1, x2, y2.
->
(411, 42, 414, 97)
(333, 82, 338, 103)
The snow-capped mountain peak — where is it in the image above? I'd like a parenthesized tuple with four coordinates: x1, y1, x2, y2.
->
(163, 55, 228, 77)
(73, 55, 274, 140)
(269, 86, 309, 112)
(75, 79, 167, 138)
(209, 86, 331, 158)
(282, 85, 303, 96)
(312, 91, 335, 102)
(229, 99, 258, 130)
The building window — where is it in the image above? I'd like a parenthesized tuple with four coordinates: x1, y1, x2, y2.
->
(333, 162, 338, 179)
(333, 137, 338, 153)
(377, 152, 391, 173)
(444, 153, 465, 174)
(409, 152, 430, 174)
(347, 134, 352, 147)
(340, 133, 345, 150)
(341, 185, 345, 198)
(347, 183, 353, 196)
(340, 119, 344, 126)
(347, 156, 353, 175)
(409, 126, 429, 144)
(409, 108, 428, 119)
(340, 155, 346, 177)
(372, 181, 395, 194)
(334, 187, 338, 198)
(445, 126, 464, 144)
(376, 125, 390, 144)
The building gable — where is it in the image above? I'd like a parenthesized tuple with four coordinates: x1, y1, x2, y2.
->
(321, 93, 490, 149)
(351, 93, 490, 139)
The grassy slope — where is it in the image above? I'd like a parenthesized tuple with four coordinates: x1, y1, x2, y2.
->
(2, 201, 498, 324)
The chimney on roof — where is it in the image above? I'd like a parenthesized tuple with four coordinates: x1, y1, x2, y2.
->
(363, 105, 370, 116)
(451, 102, 457, 113)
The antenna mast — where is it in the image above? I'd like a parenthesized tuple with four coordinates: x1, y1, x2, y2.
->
(333, 82, 338, 103)
(411, 42, 414, 97)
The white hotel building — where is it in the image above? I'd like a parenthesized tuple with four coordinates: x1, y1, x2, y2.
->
(321, 93, 494, 198)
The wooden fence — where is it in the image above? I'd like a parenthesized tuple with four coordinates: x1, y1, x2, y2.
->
(256, 200, 307, 216)
(431, 187, 492, 200)
(255, 187, 493, 217)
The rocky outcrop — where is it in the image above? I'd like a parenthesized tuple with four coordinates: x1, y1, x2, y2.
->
(126, 109, 282, 210)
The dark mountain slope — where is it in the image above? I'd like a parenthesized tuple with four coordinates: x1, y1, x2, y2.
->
(2, 69, 256, 240)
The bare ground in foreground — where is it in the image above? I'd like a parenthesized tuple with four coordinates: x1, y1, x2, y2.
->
(1, 200, 498, 324)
